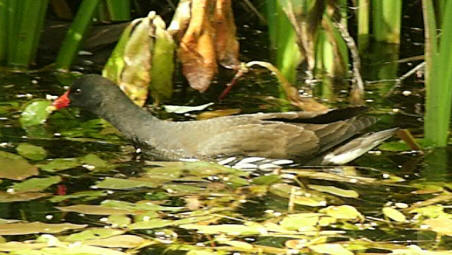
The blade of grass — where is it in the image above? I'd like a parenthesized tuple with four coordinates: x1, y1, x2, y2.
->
(105, 0, 131, 21)
(6, 0, 19, 65)
(266, 0, 301, 84)
(424, 0, 452, 147)
(357, 0, 370, 51)
(29, 0, 49, 64)
(7, 0, 49, 68)
(55, 0, 100, 71)
(422, 0, 437, 91)
(372, 0, 402, 43)
(0, 0, 6, 63)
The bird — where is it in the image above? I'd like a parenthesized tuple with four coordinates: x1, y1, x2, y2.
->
(53, 74, 395, 165)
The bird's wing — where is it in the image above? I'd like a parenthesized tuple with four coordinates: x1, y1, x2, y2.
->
(301, 116, 376, 153)
(195, 122, 320, 159)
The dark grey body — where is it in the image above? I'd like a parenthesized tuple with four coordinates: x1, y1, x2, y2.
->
(66, 75, 391, 163)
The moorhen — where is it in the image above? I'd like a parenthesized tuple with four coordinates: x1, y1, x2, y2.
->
(53, 74, 395, 164)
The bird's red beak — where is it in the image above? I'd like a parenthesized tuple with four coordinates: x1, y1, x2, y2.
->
(53, 91, 71, 109)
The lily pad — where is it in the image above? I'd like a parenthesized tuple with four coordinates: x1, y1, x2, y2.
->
(57, 205, 135, 215)
(0, 151, 38, 180)
(12, 176, 62, 192)
(49, 190, 107, 203)
(0, 191, 50, 202)
(309, 243, 353, 255)
(101, 200, 182, 212)
(37, 158, 81, 172)
(147, 161, 248, 177)
(279, 213, 321, 231)
(181, 223, 262, 236)
(62, 228, 125, 242)
(106, 214, 131, 227)
(16, 143, 47, 160)
(382, 207, 406, 222)
(0, 222, 86, 235)
(95, 177, 159, 190)
(320, 205, 364, 221)
(80, 154, 111, 171)
(19, 100, 54, 128)
(308, 185, 359, 198)
(84, 234, 146, 248)
(422, 217, 452, 236)
(269, 183, 327, 207)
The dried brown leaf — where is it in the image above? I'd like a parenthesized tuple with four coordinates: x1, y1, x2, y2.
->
(179, 0, 217, 92)
(214, 0, 240, 68)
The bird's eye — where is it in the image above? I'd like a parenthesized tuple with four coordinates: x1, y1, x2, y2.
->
(74, 88, 82, 95)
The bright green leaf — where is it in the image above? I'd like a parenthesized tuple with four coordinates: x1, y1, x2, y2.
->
(0, 151, 38, 180)
(12, 176, 62, 192)
(16, 143, 47, 160)
(19, 100, 53, 128)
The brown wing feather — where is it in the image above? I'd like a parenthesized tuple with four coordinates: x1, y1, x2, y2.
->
(196, 123, 319, 159)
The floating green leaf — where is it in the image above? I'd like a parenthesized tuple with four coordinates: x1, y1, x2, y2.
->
(62, 228, 125, 242)
(308, 185, 359, 198)
(101, 200, 182, 212)
(309, 243, 353, 255)
(279, 213, 321, 231)
(0, 222, 86, 235)
(84, 234, 146, 248)
(0, 151, 38, 180)
(57, 205, 134, 215)
(269, 183, 327, 207)
(16, 143, 47, 160)
(320, 205, 364, 221)
(106, 214, 131, 227)
(95, 177, 159, 190)
(181, 223, 262, 236)
(382, 207, 406, 222)
(37, 158, 81, 172)
(0, 191, 50, 202)
(19, 100, 53, 128)
(12, 176, 62, 192)
(80, 154, 111, 171)
(251, 174, 281, 185)
(128, 219, 173, 230)
(49, 190, 107, 203)
(422, 217, 452, 236)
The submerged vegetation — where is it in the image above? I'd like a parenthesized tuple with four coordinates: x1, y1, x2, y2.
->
(0, 0, 452, 254)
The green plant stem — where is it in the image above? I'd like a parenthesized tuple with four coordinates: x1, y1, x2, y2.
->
(105, 0, 131, 21)
(7, 0, 48, 68)
(357, 0, 370, 50)
(266, 0, 301, 85)
(372, 0, 402, 43)
(0, 0, 6, 63)
(422, 0, 437, 90)
(55, 0, 100, 71)
(424, 0, 452, 147)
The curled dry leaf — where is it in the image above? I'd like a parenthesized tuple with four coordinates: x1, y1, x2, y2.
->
(179, 0, 217, 92)
(149, 15, 176, 103)
(104, 12, 175, 105)
(167, 0, 192, 40)
(214, 0, 240, 68)
(119, 15, 153, 106)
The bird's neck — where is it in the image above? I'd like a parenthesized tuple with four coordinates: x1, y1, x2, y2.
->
(95, 95, 162, 142)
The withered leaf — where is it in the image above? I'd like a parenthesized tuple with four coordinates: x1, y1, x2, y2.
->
(214, 0, 240, 68)
(179, 0, 217, 92)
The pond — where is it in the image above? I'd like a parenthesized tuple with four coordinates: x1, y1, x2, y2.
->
(1, 8, 452, 255)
